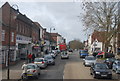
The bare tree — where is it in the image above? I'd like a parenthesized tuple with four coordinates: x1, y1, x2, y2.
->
(82, 2, 119, 52)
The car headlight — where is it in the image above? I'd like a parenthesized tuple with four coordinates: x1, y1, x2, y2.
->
(95, 72, 100, 74)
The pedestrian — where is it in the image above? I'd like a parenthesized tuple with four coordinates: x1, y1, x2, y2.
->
(28, 53, 32, 63)
(22, 62, 27, 70)
(32, 54, 35, 62)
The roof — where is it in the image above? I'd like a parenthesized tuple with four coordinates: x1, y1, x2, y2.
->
(92, 31, 106, 43)
(50, 33, 61, 37)
(17, 13, 33, 26)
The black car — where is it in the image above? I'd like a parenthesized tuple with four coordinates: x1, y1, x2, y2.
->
(104, 58, 116, 69)
(90, 63, 112, 79)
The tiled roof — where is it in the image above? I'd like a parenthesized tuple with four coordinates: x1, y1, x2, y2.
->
(50, 33, 61, 37)
(92, 31, 106, 43)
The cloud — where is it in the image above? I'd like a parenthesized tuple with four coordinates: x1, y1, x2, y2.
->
(0, 2, 88, 43)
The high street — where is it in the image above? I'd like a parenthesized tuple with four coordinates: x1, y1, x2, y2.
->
(2, 50, 120, 80)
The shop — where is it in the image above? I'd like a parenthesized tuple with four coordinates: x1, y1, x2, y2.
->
(16, 35, 32, 60)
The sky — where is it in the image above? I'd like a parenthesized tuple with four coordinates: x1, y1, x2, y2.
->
(0, 1, 89, 43)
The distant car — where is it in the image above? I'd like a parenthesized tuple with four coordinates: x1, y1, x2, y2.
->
(44, 55, 55, 65)
(83, 56, 96, 66)
(68, 49, 73, 52)
(104, 58, 116, 69)
(112, 60, 120, 74)
(34, 58, 47, 69)
(79, 50, 88, 58)
(90, 63, 112, 79)
(21, 63, 41, 79)
(61, 52, 69, 59)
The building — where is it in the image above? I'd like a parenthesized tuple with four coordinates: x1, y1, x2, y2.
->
(1, 2, 18, 66)
(0, 2, 40, 67)
(117, 2, 120, 56)
(50, 33, 65, 50)
(31, 22, 40, 55)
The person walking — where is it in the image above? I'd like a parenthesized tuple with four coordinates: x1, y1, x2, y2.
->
(28, 53, 32, 63)
(32, 54, 35, 62)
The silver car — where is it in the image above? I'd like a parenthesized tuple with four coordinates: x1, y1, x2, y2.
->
(83, 56, 96, 66)
(112, 60, 120, 74)
(44, 55, 55, 65)
(49, 52, 56, 59)
(21, 63, 41, 79)
(61, 52, 69, 59)
(34, 58, 47, 69)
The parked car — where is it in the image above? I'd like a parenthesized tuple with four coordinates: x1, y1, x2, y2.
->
(92, 51, 102, 57)
(68, 49, 73, 52)
(49, 52, 56, 59)
(104, 58, 116, 69)
(105, 52, 115, 58)
(90, 63, 112, 79)
(21, 63, 41, 79)
(61, 52, 69, 59)
(83, 56, 96, 66)
(34, 58, 47, 69)
(43, 55, 55, 65)
(79, 50, 88, 58)
(112, 60, 120, 74)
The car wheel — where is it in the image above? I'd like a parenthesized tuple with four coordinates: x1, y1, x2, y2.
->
(53, 62, 55, 65)
(38, 72, 41, 75)
(90, 72, 92, 75)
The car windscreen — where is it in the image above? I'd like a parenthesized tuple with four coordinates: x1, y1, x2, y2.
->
(34, 58, 43, 62)
(95, 64, 108, 69)
(27, 65, 35, 69)
(118, 62, 120, 66)
(85, 57, 95, 60)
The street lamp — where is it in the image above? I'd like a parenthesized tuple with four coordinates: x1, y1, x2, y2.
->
(49, 27, 55, 52)
(7, 4, 19, 80)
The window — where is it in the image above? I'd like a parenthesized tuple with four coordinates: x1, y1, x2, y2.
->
(2, 30, 5, 41)
(11, 32, 14, 42)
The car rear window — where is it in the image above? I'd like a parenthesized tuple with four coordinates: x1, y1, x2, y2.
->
(80, 50, 88, 53)
(27, 65, 35, 69)
(95, 64, 108, 69)
(34, 58, 43, 62)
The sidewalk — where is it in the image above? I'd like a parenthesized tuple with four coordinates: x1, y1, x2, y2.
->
(2, 60, 26, 79)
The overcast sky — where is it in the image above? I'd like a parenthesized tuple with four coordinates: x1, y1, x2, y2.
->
(0, 1, 88, 43)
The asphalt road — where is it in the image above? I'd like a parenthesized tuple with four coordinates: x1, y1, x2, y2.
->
(1, 50, 120, 80)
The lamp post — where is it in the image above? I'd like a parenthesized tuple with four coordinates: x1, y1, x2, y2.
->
(7, 4, 19, 80)
(49, 27, 55, 52)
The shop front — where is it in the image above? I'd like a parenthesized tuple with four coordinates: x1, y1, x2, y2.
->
(16, 35, 32, 60)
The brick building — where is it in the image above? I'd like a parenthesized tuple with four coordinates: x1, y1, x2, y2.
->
(1, 2, 17, 66)
(0, 2, 40, 67)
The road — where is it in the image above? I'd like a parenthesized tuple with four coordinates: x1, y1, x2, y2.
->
(1, 50, 120, 80)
